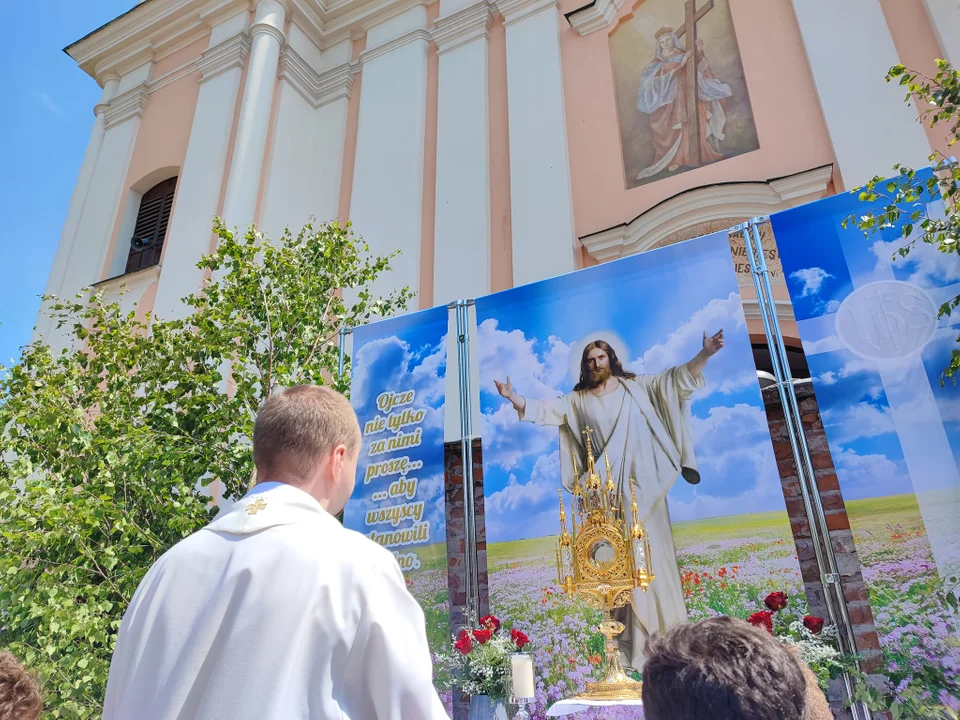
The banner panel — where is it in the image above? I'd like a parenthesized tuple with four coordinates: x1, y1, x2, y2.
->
(344, 306, 450, 695)
(475, 232, 803, 710)
(772, 183, 960, 704)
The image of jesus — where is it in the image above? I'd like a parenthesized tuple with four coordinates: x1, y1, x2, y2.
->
(494, 329, 724, 669)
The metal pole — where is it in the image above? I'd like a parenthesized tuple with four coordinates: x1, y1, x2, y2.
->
(338, 326, 348, 381)
(741, 219, 869, 719)
(455, 299, 479, 626)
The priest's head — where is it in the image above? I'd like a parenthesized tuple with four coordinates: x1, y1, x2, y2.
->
(573, 339, 637, 392)
(641, 616, 807, 720)
(253, 385, 361, 514)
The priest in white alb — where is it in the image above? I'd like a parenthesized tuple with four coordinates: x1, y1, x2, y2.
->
(495, 329, 724, 670)
(102, 385, 449, 720)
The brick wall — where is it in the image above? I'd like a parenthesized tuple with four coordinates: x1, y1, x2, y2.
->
(762, 383, 885, 717)
(444, 438, 488, 720)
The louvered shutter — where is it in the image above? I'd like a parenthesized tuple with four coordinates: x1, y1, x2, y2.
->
(126, 176, 177, 273)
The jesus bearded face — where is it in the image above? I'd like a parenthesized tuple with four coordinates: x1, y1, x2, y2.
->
(574, 340, 637, 391)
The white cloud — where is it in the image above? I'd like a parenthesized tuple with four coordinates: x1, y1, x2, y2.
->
(822, 401, 895, 443)
(833, 448, 908, 499)
(870, 234, 960, 288)
(790, 267, 833, 298)
(669, 404, 784, 521)
(631, 292, 746, 373)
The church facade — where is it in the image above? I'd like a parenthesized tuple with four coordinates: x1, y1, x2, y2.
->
(37, 0, 960, 348)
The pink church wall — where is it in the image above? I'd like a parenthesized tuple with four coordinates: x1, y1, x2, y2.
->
(99, 36, 208, 288)
(556, 0, 836, 239)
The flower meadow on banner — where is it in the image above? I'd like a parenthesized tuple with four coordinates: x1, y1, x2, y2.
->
(772, 184, 960, 710)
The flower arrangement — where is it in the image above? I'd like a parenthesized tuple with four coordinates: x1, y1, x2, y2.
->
(435, 614, 531, 700)
(746, 590, 851, 689)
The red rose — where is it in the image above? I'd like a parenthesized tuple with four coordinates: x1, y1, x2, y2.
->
(454, 629, 473, 655)
(764, 591, 788, 612)
(511, 628, 530, 650)
(480, 615, 501, 632)
(747, 610, 774, 634)
(803, 615, 825, 634)
(472, 628, 494, 644)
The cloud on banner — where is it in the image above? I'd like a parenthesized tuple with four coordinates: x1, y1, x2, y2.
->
(475, 232, 787, 544)
(344, 307, 448, 550)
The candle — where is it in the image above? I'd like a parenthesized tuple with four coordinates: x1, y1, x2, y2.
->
(511, 653, 535, 700)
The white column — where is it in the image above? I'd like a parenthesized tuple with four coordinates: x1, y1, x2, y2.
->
(220, 0, 286, 230)
(791, 0, 932, 187)
(350, 7, 431, 300)
(496, 0, 576, 286)
(34, 75, 119, 343)
(152, 15, 251, 320)
(259, 34, 354, 238)
(432, 1, 492, 305)
(44, 64, 151, 352)
(923, 0, 960, 67)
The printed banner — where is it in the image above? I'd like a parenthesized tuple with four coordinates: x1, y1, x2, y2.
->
(772, 181, 960, 703)
(475, 232, 803, 710)
(343, 306, 450, 688)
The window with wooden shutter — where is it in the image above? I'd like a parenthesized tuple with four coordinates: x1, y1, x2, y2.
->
(125, 176, 177, 274)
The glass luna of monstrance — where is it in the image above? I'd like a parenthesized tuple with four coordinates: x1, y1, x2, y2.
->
(555, 426, 654, 701)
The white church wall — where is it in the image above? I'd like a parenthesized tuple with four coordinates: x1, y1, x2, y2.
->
(497, 0, 576, 286)
(791, 0, 932, 188)
(433, 1, 493, 306)
(153, 13, 250, 321)
(349, 12, 431, 303)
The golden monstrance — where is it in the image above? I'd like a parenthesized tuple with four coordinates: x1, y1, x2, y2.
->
(555, 427, 654, 701)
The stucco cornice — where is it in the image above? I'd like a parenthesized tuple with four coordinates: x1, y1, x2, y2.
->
(359, 27, 432, 65)
(495, 0, 556, 26)
(580, 165, 834, 262)
(68, 0, 440, 83)
(278, 45, 358, 107)
(67, 0, 251, 83)
(564, 0, 624, 36)
(103, 85, 151, 128)
(432, 2, 492, 54)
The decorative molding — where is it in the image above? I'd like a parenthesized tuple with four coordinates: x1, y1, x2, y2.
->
(741, 298, 796, 325)
(316, 61, 358, 106)
(67, 0, 251, 82)
(148, 56, 202, 93)
(278, 45, 358, 108)
(92, 263, 162, 293)
(495, 0, 557, 26)
(249, 22, 286, 46)
(359, 27, 432, 65)
(580, 165, 834, 262)
(564, 0, 624, 36)
(197, 33, 251, 83)
(432, 2, 493, 55)
(104, 85, 151, 128)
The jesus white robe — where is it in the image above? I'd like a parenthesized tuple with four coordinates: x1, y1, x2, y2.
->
(519, 366, 704, 668)
(102, 482, 449, 720)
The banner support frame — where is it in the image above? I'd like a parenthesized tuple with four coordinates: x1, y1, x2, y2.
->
(740, 217, 870, 719)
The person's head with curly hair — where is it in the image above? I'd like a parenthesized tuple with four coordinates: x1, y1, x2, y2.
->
(0, 652, 43, 720)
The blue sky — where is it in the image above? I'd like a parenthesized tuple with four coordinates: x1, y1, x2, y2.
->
(0, 1, 132, 367)
(773, 182, 960, 504)
(474, 233, 790, 543)
(343, 306, 448, 562)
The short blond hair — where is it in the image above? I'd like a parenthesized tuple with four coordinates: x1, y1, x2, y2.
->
(253, 386, 360, 482)
(0, 652, 42, 720)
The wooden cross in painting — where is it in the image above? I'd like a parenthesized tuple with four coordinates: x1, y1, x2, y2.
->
(675, 0, 714, 167)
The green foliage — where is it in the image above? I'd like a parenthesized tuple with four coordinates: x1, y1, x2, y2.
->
(0, 219, 411, 717)
(843, 60, 960, 384)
